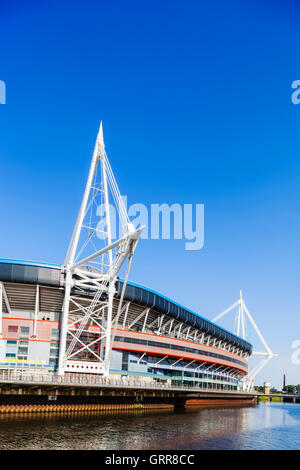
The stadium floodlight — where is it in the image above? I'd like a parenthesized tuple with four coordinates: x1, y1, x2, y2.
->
(57, 122, 143, 376)
(212, 291, 277, 391)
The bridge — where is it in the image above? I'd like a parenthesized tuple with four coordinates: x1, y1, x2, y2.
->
(257, 393, 300, 403)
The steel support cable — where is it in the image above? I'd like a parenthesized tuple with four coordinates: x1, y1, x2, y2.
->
(103, 152, 126, 219)
(105, 173, 128, 230)
(74, 184, 104, 264)
(103, 152, 129, 228)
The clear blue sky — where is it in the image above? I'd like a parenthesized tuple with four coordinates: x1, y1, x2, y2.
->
(1, 0, 300, 388)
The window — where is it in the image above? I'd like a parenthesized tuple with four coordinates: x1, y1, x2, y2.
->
(51, 329, 60, 340)
(17, 356, 27, 361)
(6, 353, 16, 358)
(49, 358, 57, 365)
(18, 347, 28, 355)
(8, 326, 18, 333)
(20, 326, 30, 338)
(7, 340, 17, 345)
(122, 351, 129, 371)
(50, 348, 59, 357)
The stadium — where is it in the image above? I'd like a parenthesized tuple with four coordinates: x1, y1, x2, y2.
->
(0, 258, 252, 391)
(0, 124, 253, 394)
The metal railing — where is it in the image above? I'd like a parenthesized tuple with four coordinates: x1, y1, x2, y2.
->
(0, 369, 251, 394)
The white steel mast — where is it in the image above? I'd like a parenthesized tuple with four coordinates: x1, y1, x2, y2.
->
(58, 122, 142, 376)
(212, 291, 277, 391)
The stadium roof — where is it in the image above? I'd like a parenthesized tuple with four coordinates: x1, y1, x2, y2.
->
(0, 258, 252, 353)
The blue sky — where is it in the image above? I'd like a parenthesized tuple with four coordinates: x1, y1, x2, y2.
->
(1, 0, 300, 387)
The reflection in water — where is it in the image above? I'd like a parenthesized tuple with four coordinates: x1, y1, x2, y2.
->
(0, 402, 299, 450)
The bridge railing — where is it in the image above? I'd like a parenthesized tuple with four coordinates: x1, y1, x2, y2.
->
(0, 368, 248, 393)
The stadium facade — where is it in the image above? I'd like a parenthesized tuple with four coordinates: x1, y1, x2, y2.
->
(0, 259, 252, 391)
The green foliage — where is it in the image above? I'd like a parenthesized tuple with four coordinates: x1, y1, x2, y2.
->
(283, 385, 300, 394)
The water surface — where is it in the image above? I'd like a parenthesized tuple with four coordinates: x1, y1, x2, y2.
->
(0, 402, 299, 450)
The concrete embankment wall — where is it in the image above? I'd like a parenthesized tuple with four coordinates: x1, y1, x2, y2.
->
(0, 394, 176, 413)
(0, 388, 257, 414)
(185, 397, 257, 407)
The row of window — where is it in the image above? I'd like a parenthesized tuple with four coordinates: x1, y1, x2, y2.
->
(4, 353, 57, 366)
(148, 368, 238, 383)
(7, 326, 30, 337)
(129, 359, 147, 365)
(7, 326, 60, 340)
(6, 339, 58, 365)
(50, 342, 59, 365)
(114, 336, 247, 367)
(7, 339, 28, 359)
(171, 380, 238, 390)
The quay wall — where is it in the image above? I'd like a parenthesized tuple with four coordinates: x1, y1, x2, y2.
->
(0, 381, 257, 414)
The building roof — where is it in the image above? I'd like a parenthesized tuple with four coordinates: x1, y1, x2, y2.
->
(117, 279, 252, 353)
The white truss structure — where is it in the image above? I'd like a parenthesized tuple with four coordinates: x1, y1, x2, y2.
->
(57, 122, 143, 376)
(212, 291, 277, 391)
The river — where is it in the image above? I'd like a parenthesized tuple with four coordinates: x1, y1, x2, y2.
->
(0, 402, 299, 450)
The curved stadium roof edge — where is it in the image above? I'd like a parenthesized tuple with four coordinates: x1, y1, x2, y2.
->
(0, 258, 252, 353)
(0, 258, 61, 269)
(118, 278, 251, 349)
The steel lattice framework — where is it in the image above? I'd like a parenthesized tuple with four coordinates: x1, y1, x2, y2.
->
(57, 123, 143, 376)
(212, 291, 277, 391)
